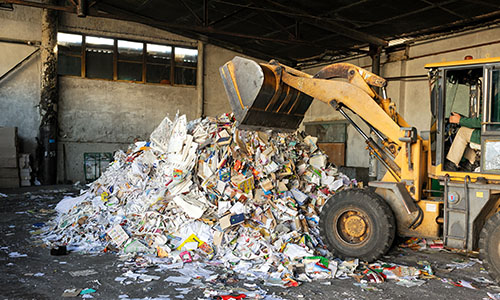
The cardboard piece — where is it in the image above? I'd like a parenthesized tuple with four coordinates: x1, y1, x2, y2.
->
(278, 181, 288, 192)
(260, 178, 274, 191)
(291, 188, 309, 206)
(62, 289, 82, 297)
(217, 130, 231, 146)
(304, 135, 318, 152)
(173, 193, 208, 219)
(309, 154, 327, 169)
(231, 174, 254, 194)
(213, 231, 224, 246)
(220, 214, 232, 230)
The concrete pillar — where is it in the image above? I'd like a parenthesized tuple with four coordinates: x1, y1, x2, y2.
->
(39, 0, 58, 184)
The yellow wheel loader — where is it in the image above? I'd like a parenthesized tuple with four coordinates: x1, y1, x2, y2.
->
(220, 56, 500, 281)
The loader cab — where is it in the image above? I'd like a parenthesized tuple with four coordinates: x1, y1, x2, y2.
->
(427, 57, 500, 175)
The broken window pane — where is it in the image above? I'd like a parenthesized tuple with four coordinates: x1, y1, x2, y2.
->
(86, 36, 114, 80)
(174, 47, 197, 85)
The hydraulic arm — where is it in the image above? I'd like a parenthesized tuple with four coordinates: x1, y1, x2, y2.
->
(220, 56, 427, 201)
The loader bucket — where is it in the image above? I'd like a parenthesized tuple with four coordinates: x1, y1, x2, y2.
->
(219, 56, 313, 132)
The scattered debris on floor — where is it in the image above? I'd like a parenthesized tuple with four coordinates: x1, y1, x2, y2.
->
(43, 114, 354, 289)
(18, 113, 494, 298)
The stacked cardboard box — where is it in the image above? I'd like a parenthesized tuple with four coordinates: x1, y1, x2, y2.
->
(0, 127, 19, 188)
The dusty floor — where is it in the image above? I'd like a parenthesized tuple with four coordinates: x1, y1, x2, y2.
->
(0, 185, 498, 300)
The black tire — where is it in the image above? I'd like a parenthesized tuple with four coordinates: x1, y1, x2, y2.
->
(479, 212, 500, 283)
(319, 189, 396, 262)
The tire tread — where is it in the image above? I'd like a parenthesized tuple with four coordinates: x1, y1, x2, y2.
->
(319, 188, 395, 262)
(479, 212, 500, 282)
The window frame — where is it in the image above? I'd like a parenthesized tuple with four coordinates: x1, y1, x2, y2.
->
(57, 32, 197, 87)
(145, 42, 174, 85)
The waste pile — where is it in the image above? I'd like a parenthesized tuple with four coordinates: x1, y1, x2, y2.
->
(42, 113, 448, 293)
(44, 113, 355, 287)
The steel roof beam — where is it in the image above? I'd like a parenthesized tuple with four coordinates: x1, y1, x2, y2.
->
(177, 0, 203, 25)
(248, 0, 387, 46)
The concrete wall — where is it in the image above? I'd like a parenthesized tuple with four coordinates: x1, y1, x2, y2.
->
(203, 44, 264, 117)
(56, 14, 202, 182)
(0, 6, 246, 183)
(0, 5, 40, 41)
(0, 44, 40, 155)
(57, 77, 198, 181)
(303, 24, 500, 172)
(0, 6, 41, 157)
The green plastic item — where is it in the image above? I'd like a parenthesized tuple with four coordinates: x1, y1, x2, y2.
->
(430, 178, 443, 197)
(80, 288, 96, 295)
(303, 256, 329, 267)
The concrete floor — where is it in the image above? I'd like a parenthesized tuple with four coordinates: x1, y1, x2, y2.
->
(0, 185, 498, 300)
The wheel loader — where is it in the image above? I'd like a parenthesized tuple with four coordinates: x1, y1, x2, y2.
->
(219, 55, 500, 281)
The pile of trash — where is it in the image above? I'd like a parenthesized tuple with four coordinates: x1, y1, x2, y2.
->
(33, 113, 499, 298)
(44, 113, 355, 287)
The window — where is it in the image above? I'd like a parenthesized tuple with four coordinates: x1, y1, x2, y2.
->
(304, 121, 348, 166)
(146, 43, 171, 84)
(304, 122, 347, 143)
(490, 70, 500, 129)
(0, 3, 14, 11)
(175, 47, 198, 85)
(118, 40, 143, 81)
(86, 36, 114, 80)
(57, 33, 82, 76)
(56, 32, 197, 86)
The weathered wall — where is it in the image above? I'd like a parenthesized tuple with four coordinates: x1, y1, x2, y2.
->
(0, 46, 40, 155)
(0, 5, 40, 41)
(303, 24, 500, 172)
(56, 14, 200, 182)
(0, 6, 41, 157)
(203, 44, 264, 117)
(0, 6, 252, 183)
(59, 13, 196, 48)
(57, 77, 197, 181)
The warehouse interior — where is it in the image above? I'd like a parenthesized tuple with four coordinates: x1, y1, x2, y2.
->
(1, 0, 499, 184)
(2, 1, 500, 299)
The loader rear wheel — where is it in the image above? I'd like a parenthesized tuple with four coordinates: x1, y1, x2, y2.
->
(319, 189, 395, 262)
(479, 212, 500, 283)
